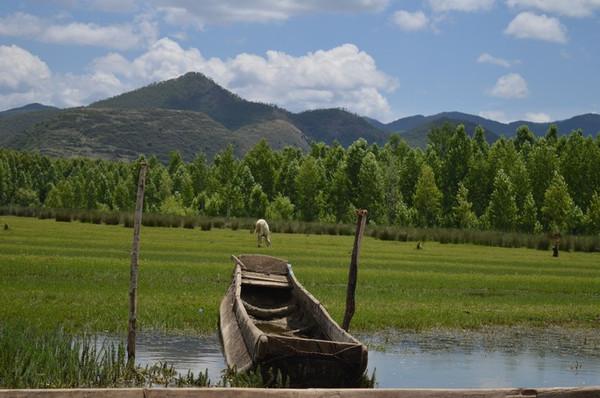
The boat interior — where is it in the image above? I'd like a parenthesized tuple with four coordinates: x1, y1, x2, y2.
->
(240, 270, 327, 340)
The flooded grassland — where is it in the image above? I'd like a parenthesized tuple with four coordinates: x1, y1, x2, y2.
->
(1, 216, 599, 387)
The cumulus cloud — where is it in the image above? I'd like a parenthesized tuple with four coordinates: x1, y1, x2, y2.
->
(42, 23, 149, 50)
(479, 110, 509, 123)
(151, 0, 389, 28)
(477, 53, 512, 68)
(0, 45, 123, 109)
(392, 10, 430, 31)
(0, 45, 51, 91)
(489, 73, 529, 98)
(504, 12, 567, 43)
(1, 40, 397, 119)
(0, 12, 43, 37)
(506, 0, 600, 18)
(524, 112, 552, 122)
(0, 12, 157, 50)
(427, 0, 495, 12)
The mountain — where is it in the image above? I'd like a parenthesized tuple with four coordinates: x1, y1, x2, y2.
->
(0, 107, 62, 147)
(374, 112, 600, 144)
(362, 116, 388, 131)
(92, 72, 387, 145)
(397, 117, 500, 148)
(2, 72, 600, 161)
(0, 103, 59, 118)
(233, 119, 310, 155)
(376, 112, 508, 137)
(381, 115, 428, 133)
(506, 114, 600, 137)
(9, 107, 309, 162)
(91, 72, 289, 130)
(363, 112, 508, 147)
(292, 109, 388, 146)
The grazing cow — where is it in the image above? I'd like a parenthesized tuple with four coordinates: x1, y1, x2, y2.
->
(254, 219, 271, 247)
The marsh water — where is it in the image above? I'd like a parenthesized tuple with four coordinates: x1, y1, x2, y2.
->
(101, 328, 600, 388)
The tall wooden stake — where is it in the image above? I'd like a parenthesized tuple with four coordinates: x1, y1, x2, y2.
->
(127, 161, 148, 363)
(342, 209, 368, 332)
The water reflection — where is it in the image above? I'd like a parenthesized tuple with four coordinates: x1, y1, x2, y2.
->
(367, 349, 599, 388)
(361, 328, 600, 388)
(98, 329, 600, 388)
(98, 332, 226, 383)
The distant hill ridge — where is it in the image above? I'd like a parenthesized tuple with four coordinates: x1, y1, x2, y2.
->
(91, 72, 289, 130)
(371, 111, 600, 141)
(1, 71, 599, 160)
(0, 103, 58, 118)
(91, 72, 387, 146)
(9, 107, 310, 162)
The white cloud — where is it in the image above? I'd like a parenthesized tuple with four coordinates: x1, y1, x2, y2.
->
(479, 110, 509, 123)
(489, 73, 529, 98)
(524, 112, 552, 122)
(504, 12, 567, 43)
(506, 0, 600, 17)
(1, 40, 397, 119)
(427, 0, 494, 12)
(43, 23, 145, 50)
(152, 0, 389, 28)
(392, 10, 429, 31)
(0, 45, 121, 109)
(0, 12, 43, 37)
(0, 12, 157, 50)
(0, 45, 51, 91)
(86, 0, 139, 13)
(28, 0, 139, 13)
(477, 53, 512, 68)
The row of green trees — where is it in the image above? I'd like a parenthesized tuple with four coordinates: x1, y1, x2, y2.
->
(2, 123, 600, 234)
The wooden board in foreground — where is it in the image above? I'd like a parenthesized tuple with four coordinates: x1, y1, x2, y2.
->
(1, 387, 600, 398)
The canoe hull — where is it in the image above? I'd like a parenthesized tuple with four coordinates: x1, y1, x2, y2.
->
(218, 254, 368, 387)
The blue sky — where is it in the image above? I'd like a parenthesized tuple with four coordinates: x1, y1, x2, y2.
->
(1, 0, 599, 123)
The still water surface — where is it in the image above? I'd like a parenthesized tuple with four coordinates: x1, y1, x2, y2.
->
(106, 329, 600, 388)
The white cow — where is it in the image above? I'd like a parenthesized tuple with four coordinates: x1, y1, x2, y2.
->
(254, 219, 271, 247)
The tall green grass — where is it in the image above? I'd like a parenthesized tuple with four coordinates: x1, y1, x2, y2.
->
(1, 216, 599, 334)
(0, 324, 211, 388)
(369, 225, 600, 253)
(0, 324, 321, 388)
(2, 205, 598, 252)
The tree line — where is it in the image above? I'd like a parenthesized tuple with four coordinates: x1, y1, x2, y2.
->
(1, 123, 600, 235)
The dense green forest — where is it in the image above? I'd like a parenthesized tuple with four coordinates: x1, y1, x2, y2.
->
(2, 123, 600, 235)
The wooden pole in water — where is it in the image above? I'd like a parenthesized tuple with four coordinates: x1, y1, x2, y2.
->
(342, 208, 367, 332)
(127, 161, 148, 363)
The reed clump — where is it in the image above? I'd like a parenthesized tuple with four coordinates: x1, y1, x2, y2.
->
(102, 212, 120, 225)
(365, 224, 600, 253)
(55, 209, 72, 222)
(0, 325, 213, 389)
(183, 217, 196, 229)
(199, 219, 212, 231)
(1, 206, 598, 252)
(0, 325, 317, 388)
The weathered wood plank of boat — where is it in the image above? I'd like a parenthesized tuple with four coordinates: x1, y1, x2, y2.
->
(218, 254, 368, 387)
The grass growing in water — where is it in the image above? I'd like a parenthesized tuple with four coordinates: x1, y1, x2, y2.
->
(0, 326, 322, 388)
(0, 324, 313, 388)
(0, 324, 211, 388)
(1, 216, 599, 335)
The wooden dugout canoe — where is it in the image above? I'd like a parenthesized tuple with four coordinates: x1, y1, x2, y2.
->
(218, 254, 368, 387)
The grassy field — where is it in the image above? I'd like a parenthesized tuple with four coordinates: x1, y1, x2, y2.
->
(1, 215, 599, 335)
